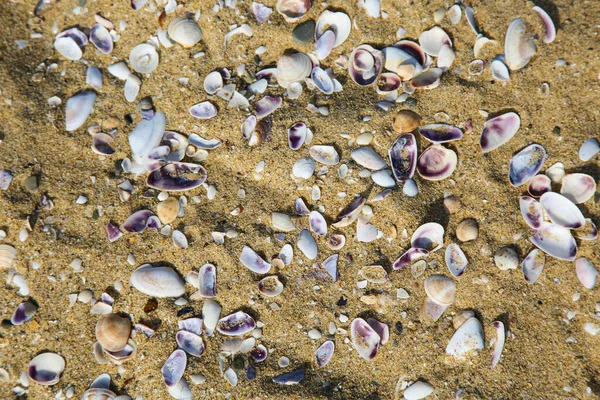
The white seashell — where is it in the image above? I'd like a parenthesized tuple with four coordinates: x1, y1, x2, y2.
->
(404, 381, 434, 400)
(86, 66, 103, 88)
(65, 90, 96, 132)
(419, 26, 452, 56)
(532, 6, 556, 44)
(258, 276, 284, 297)
(129, 43, 159, 74)
(239, 246, 271, 274)
(491, 321, 505, 368)
(224, 368, 237, 386)
(287, 82, 303, 99)
(107, 62, 131, 80)
(309, 211, 327, 236)
(53, 36, 82, 60)
(382, 47, 422, 81)
(448, 5, 461, 24)
(491, 59, 510, 81)
(505, 19, 536, 70)
(357, 220, 379, 243)
(0, 244, 17, 269)
(560, 173, 596, 204)
(167, 377, 192, 399)
(446, 317, 484, 358)
(272, 212, 296, 232)
(468, 59, 484, 75)
(130, 264, 185, 297)
(311, 67, 335, 93)
(279, 244, 293, 265)
(202, 299, 221, 336)
(28, 353, 65, 385)
(411, 222, 444, 252)
(314, 31, 335, 60)
(445, 243, 467, 277)
(297, 229, 318, 260)
(480, 112, 520, 152)
(292, 157, 315, 179)
(124, 74, 141, 103)
(315, 10, 351, 48)
(309, 145, 339, 165)
(172, 230, 188, 249)
(578, 138, 599, 161)
(351, 147, 387, 170)
(276, 0, 311, 22)
(361, 0, 381, 18)
(128, 112, 166, 172)
(371, 169, 396, 188)
(522, 248, 545, 284)
(189, 101, 217, 119)
(168, 16, 203, 48)
(546, 162, 565, 183)
(204, 71, 224, 94)
(276, 52, 312, 88)
(403, 179, 418, 197)
(530, 222, 577, 261)
(224, 24, 253, 46)
(437, 44, 455, 71)
(495, 247, 519, 271)
(540, 192, 585, 229)
(424, 274, 456, 306)
(575, 258, 597, 289)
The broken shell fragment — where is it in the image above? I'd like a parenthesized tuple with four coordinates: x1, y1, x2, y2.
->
(404, 381, 434, 400)
(371, 169, 396, 188)
(574, 219, 598, 241)
(445, 243, 468, 277)
(11, 301, 38, 325)
(310, 145, 339, 165)
(292, 157, 315, 179)
(388, 133, 417, 182)
(579, 138, 600, 161)
(519, 196, 544, 229)
(366, 318, 389, 345)
(66, 90, 97, 132)
(167, 16, 203, 48)
(407, 68, 443, 90)
(258, 276, 284, 297)
(198, 264, 217, 298)
(217, 311, 256, 336)
(351, 147, 387, 170)
(309, 211, 327, 236)
(276, 0, 311, 22)
(176, 331, 205, 357)
(424, 274, 456, 306)
(417, 145, 457, 181)
(162, 349, 187, 387)
(315, 340, 334, 367)
(480, 112, 520, 152)
(146, 162, 207, 191)
(509, 144, 546, 186)
(129, 43, 159, 74)
(28, 353, 65, 386)
(491, 59, 510, 81)
(90, 23, 113, 54)
(54, 36, 82, 60)
(350, 318, 380, 361)
(359, 265, 388, 284)
(392, 247, 428, 270)
(491, 321, 505, 367)
(272, 212, 296, 232)
(130, 264, 186, 297)
(575, 258, 598, 289)
(96, 313, 132, 352)
(560, 173, 596, 204)
(189, 101, 217, 119)
(321, 254, 339, 282)
(412, 223, 444, 252)
(495, 247, 519, 271)
(327, 234, 345, 251)
(272, 369, 305, 385)
(540, 192, 585, 229)
(297, 229, 318, 260)
(446, 317, 484, 358)
(528, 175, 551, 198)
(522, 248, 545, 284)
(505, 19, 536, 70)
(250, 344, 268, 362)
(255, 96, 282, 119)
(530, 222, 577, 261)
(419, 26, 452, 56)
(240, 246, 271, 274)
(348, 45, 384, 86)
(418, 124, 463, 143)
(333, 196, 365, 228)
(532, 6, 556, 44)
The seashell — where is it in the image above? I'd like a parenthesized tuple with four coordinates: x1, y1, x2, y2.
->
(272, 212, 296, 232)
(579, 138, 600, 161)
(333, 196, 366, 228)
(540, 192, 585, 229)
(288, 122, 307, 150)
(468, 59, 484, 75)
(350, 318, 380, 361)
(574, 219, 598, 241)
(202, 300, 221, 336)
(123, 73, 141, 103)
(66, 90, 96, 132)
(375, 72, 402, 96)
(505, 19, 536, 71)
(91, 132, 115, 155)
(575, 258, 598, 289)
(0, 244, 17, 269)
(178, 318, 203, 336)
(420, 297, 448, 324)
(456, 218, 478, 242)
(294, 198, 311, 215)
(242, 115, 257, 139)
(560, 173, 596, 204)
(490, 59, 510, 81)
(445, 243, 467, 277)
(189, 101, 217, 119)
(351, 147, 387, 170)
(314, 30, 335, 60)
(217, 311, 256, 336)
(392, 110, 421, 133)
(404, 381, 434, 400)
(509, 144, 546, 186)
(465, 6, 479, 34)
(417, 144, 457, 181)
(519, 196, 544, 229)
(522, 248, 545, 284)
(176, 330, 205, 357)
(532, 6, 556, 44)
(28, 353, 65, 386)
(253, 2, 273, 23)
(106, 222, 122, 243)
(248, 118, 272, 146)
(130, 264, 185, 297)
(448, 4, 461, 24)
(315, 10, 351, 47)
(388, 133, 417, 182)
(412, 223, 444, 252)
(321, 254, 339, 281)
(348, 45, 384, 86)
(382, 47, 422, 81)
(162, 349, 186, 387)
(530, 222, 577, 261)
(445, 317, 484, 358)
(528, 174, 551, 197)
(107, 62, 131, 80)
(407, 68, 444, 91)
(147, 162, 207, 191)
(240, 246, 271, 274)
(255, 96, 282, 119)
(495, 247, 519, 271)
(168, 16, 202, 48)
(310, 145, 339, 165)
(129, 43, 159, 74)
(424, 274, 456, 306)
(272, 369, 305, 385)
(371, 169, 396, 188)
(491, 321, 505, 368)
(480, 112, 520, 152)
(392, 247, 428, 270)
(54, 36, 82, 60)
(437, 44, 455, 70)
(56, 27, 87, 46)
(250, 344, 268, 362)
(198, 264, 216, 298)
(203, 71, 223, 95)
(279, 244, 294, 265)
(356, 219, 378, 243)
(81, 388, 117, 400)
(286, 82, 303, 99)
(0, 170, 13, 191)
(90, 23, 113, 54)
(167, 377, 192, 399)
(309, 211, 327, 236)
(123, 210, 154, 233)
(157, 197, 179, 225)
(311, 67, 335, 93)
(453, 310, 475, 329)
(418, 124, 463, 143)
(276, 0, 311, 22)
(418, 26, 452, 56)
(276, 53, 312, 88)
(292, 157, 315, 179)
(128, 111, 166, 172)
(359, 265, 388, 284)
(366, 318, 389, 345)
(188, 135, 221, 150)
(11, 301, 38, 325)
(96, 313, 131, 352)
(297, 229, 318, 260)
(324, 235, 345, 253)
(258, 276, 284, 297)
(315, 340, 334, 367)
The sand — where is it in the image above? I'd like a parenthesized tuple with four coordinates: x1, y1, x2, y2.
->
(0, 0, 599, 398)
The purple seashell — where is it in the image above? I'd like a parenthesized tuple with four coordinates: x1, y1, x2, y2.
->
(417, 144, 457, 181)
(519, 196, 543, 229)
(92, 133, 115, 155)
(189, 101, 217, 119)
(90, 23, 113, 54)
(294, 197, 310, 215)
(445, 243, 468, 277)
(252, 2, 272, 23)
(480, 112, 520, 152)
(392, 247, 428, 270)
(530, 222, 577, 261)
(188, 134, 221, 150)
(242, 115, 257, 139)
(574, 219, 598, 241)
(348, 45, 384, 86)
(314, 30, 335, 60)
(272, 369, 305, 385)
(375, 72, 402, 94)
(146, 215, 161, 229)
(522, 248, 545, 284)
(366, 318, 389, 345)
(0, 169, 13, 190)
(288, 122, 307, 150)
(418, 124, 464, 143)
(101, 292, 114, 306)
(321, 254, 339, 282)
(255, 96, 282, 119)
(350, 318, 380, 361)
(146, 162, 207, 192)
(175, 330, 205, 357)
(255, 68, 277, 85)
(407, 68, 443, 90)
(393, 40, 427, 67)
(107, 222, 123, 242)
(247, 366, 256, 381)
(178, 318, 203, 335)
(123, 210, 154, 233)
(216, 311, 256, 336)
(11, 301, 37, 325)
(161, 349, 187, 387)
(198, 264, 216, 298)
(148, 145, 171, 160)
(56, 28, 88, 46)
(131, 0, 149, 10)
(27, 353, 65, 386)
(540, 192, 585, 229)
(250, 344, 268, 362)
(411, 223, 444, 252)
(532, 6, 556, 44)
(315, 340, 334, 367)
(140, 108, 155, 120)
(509, 144, 546, 187)
(309, 211, 327, 236)
(239, 246, 271, 274)
(332, 196, 366, 228)
(388, 133, 417, 182)
(527, 174, 551, 197)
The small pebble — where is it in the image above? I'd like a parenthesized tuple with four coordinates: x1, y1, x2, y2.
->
(456, 218, 478, 242)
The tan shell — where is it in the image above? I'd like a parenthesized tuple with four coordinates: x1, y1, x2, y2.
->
(157, 197, 179, 224)
(456, 218, 478, 242)
(424, 274, 456, 306)
(443, 195, 462, 214)
(393, 110, 422, 133)
(168, 16, 203, 48)
(452, 309, 475, 329)
(0, 244, 17, 269)
(95, 313, 131, 352)
(276, 52, 312, 88)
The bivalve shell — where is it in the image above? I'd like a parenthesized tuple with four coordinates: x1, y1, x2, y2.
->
(258, 275, 284, 297)
(560, 173, 596, 204)
(96, 313, 132, 352)
(130, 264, 185, 297)
(480, 112, 520, 152)
(129, 43, 159, 74)
(530, 222, 577, 261)
(0, 244, 17, 269)
(445, 317, 484, 358)
(315, 10, 351, 47)
(575, 258, 598, 289)
(388, 133, 417, 182)
(522, 248, 545, 284)
(217, 311, 256, 336)
(411, 223, 444, 252)
(276, 0, 311, 22)
(28, 353, 65, 386)
(509, 144, 546, 186)
(424, 274, 456, 306)
(350, 318, 380, 361)
(168, 16, 203, 48)
(348, 45, 384, 86)
(276, 53, 312, 88)
(445, 243, 467, 277)
(417, 144, 457, 181)
(540, 192, 585, 229)
(505, 19, 536, 70)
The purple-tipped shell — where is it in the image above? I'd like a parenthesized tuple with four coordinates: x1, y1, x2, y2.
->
(411, 222, 444, 252)
(393, 40, 427, 66)
(350, 318, 380, 361)
(92, 133, 115, 155)
(258, 275, 284, 297)
(480, 112, 520, 152)
(574, 219, 598, 241)
(255, 96, 282, 119)
(540, 192, 585, 229)
(239, 246, 271, 274)
(509, 144, 546, 187)
(522, 248, 545, 284)
(178, 318, 203, 335)
(445, 243, 468, 277)
(375, 72, 402, 94)
(90, 23, 113, 54)
(56, 28, 88, 46)
(366, 318, 389, 345)
(288, 122, 307, 150)
(11, 301, 38, 325)
(315, 340, 334, 367)
(294, 197, 310, 215)
(491, 321, 505, 368)
(322, 254, 339, 282)
(530, 222, 577, 261)
(250, 344, 268, 362)
(309, 211, 327, 236)
(107, 222, 123, 242)
(198, 264, 217, 298)
(309, 145, 339, 165)
(146, 162, 207, 191)
(311, 67, 334, 93)
(131, 0, 148, 10)
(217, 311, 256, 336)
(407, 68, 443, 90)
(417, 145, 457, 181)
(392, 247, 428, 270)
(388, 134, 417, 182)
(189, 101, 217, 119)
(332, 196, 366, 228)
(527, 175, 551, 197)
(560, 173, 596, 204)
(272, 369, 305, 385)
(575, 257, 598, 289)
(348, 45, 384, 86)
(28, 353, 65, 386)
(175, 331, 205, 357)
(519, 196, 543, 229)
(532, 6, 556, 44)
(314, 30, 335, 60)
(123, 210, 155, 233)
(242, 115, 257, 139)
(418, 124, 463, 143)
(161, 349, 187, 387)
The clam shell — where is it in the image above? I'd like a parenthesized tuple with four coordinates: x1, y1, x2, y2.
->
(532, 6, 556, 44)
(560, 173, 596, 204)
(0, 244, 17, 269)
(311, 67, 335, 94)
(445, 317, 484, 358)
(407, 68, 443, 90)
(239, 246, 271, 274)
(322, 254, 339, 282)
(404, 381, 434, 400)
(392, 110, 421, 133)
(276, 0, 311, 22)
(272, 212, 296, 232)
(530, 222, 577, 261)
(357, 220, 378, 243)
(272, 369, 305, 385)
(65, 90, 96, 132)
(392, 247, 428, 270)
(288, 122, 307, 150)
(519, 196, 544, 229)
(90, 23, 113, 54)
(382, 47, 422, 81)
(102, 339, 137, 365)
(411, 223, 444, 252)
(198, 264, 216, 298)
(419, 26, 452, 56)
(348, 45, 384, 86)
(509, 144, 546, 186)
(250, 344, 268, 362)
(418, 124, 463, 143)
(130, 264, 186, 297)
(297, 229, 318, 260)
(54, 35, 83, 60)
(314, 31, 335, 60)
(359, 265, 388, 284)
(351, 146, 387, 170)
(204, 70, 223, 94)
(315, 10, 351, 47)
(579, 138, 600, 161)
(575, 257, 598, 289)
(574, 219, 598, 241)
(168, 16, 202, 48)
(294, 197, 310, 215)
(258, 275, 284, 297)
(495, 247, 519, 271)
(81, 388, 117, 400)
(490, 59, 510, 81)
(28, 353, 65, 386)
(0, 169, 13, 191)
(420, 297, 448, 324)
(445, 243, 467, 277)
(146, 162, 207, 191)
(202, 299, 221, 336)
(280, 244, 294, 265)
(480, 112, 520, 152)
(350, 318, 380, 361)
(176, 330, 205, 357)
(242, 115, 257, 139)
(276, 53, 312, 88)
(128, 111, 166, 172)
(333, 196, 365, 227)
(179, 318, 203, 335)
(448, 4, 461, 24)
(528, 174, 551, 197)
(167, 377, 192, 399)
(189, 101, 217, 119)
(129, 43, 159, 74)
(388, 133, 417, 182)
(438, 44, 455, 70)
(255, 96, 282, 119)
(417, 144, 457, 181)
(96, 313, 131, 352)
(522, 248, 545, 284)
(162, 349, 186, 387)
(491, 321, 506, 368)
(540, 192, 585, 229)
(505, 18, 536, 70)
(310, 145, 339, 165)
(123, 210, 154, 233)
(11, 301, 38, 325)
(217, 311, 256, 336)
(366, 318, 389, 345)
(315, 340, 334, 367)
(309, 211, 327, 236)
(424, 274, 456, 306)
(371, 169, 396, 188)
(92, 133, 115, 155)
(375, 72, 402, 94)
